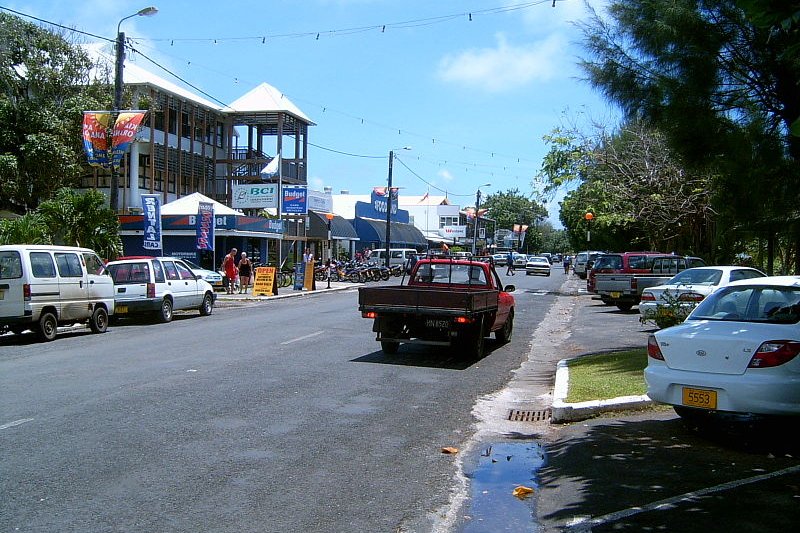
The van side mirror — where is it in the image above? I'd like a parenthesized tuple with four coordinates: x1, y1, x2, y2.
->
(504, 284, 516, 293)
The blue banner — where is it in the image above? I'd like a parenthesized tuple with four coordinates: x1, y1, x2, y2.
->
(196, 201, 215, 251)
(141, 194, 162, 250)
(282, 186, 308, 215)
(293, 261, 305, 290)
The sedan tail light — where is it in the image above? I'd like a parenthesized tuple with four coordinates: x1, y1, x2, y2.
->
(748, 340, 800, 368)
(678, 292, 705, 302)
(640, 292, 656, 302)
(647, 334, 664, 360)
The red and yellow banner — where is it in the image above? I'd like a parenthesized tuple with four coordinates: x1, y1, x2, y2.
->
(111, 111, 147, 168)
(82, 111, 111, 167)
(82, 110, 147, 169)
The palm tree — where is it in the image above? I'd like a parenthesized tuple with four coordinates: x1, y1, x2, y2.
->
(0, 213, 50, 245)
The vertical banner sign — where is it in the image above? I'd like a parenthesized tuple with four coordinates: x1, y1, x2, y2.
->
(293, 261, 305, 290)
(82, 111, 111, 167)
(196, 201, 215, 251)
(303, 259, 316, 291)
(141, 194, 162, 250)
(111, 111, 147, 168)
(282, 186, 308, 215)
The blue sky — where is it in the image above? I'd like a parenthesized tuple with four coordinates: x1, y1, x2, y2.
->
(7, 0, 617, 226)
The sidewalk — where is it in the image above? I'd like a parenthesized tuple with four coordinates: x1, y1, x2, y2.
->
(550, 275, 654, 422)
(213, 280, 356, 305)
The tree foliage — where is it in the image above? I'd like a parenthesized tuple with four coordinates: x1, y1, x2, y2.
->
(0, 188, 121, 258)
(0, 13, 109, 212)
(546, 0, 800, 268)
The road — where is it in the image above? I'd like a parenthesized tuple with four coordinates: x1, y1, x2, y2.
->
(0, 268, 563, 532)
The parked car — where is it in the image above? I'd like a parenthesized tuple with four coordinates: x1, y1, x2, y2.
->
(511, 253, 528, 271)
(573, 251, 604, 279)
(491, 253, 507, 267)
(0, 244, 114, 341)
(182, 258, 224, 289)
(105, 256, 216, 322)
(640, 266, 767, 328)
(645, 276, 800, 422)
(525, 256, 551, 276)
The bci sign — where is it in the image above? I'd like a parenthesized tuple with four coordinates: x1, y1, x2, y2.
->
(232, 184, 278, 208)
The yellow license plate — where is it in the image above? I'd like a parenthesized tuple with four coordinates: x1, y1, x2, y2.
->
(610, 291, 621, 298)
(116, 305, 128, 314)
(682, 387, 717, 409)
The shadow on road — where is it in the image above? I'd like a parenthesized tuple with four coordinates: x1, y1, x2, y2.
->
(537, 413, 800, 531)
(351, 341, 504, 370)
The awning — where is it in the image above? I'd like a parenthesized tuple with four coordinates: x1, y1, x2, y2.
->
(422, 231, 452, 243)
(354, 217, 427, 248)
(308, 210, 360, 240)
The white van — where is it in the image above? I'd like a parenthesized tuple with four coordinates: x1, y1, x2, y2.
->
(0, 245, 115, 341)
(371, 248, 419, 266)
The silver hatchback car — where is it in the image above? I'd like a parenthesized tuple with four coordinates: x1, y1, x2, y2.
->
(106, 256, 216, 322)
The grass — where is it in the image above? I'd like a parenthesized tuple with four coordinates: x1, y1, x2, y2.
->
(566, 349, 648, 403)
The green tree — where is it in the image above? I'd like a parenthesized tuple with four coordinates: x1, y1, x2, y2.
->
(0, 212, 50, 244)
(578, 0, 800, 270)
(479, 188, 548, 252)
(37, 188, 122, 259)
(0, 12, 109, 212)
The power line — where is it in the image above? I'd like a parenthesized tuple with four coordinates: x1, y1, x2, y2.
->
(0, 5, 113, 42)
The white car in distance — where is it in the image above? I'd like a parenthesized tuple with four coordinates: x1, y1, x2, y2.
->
(640, 266, 766, 328)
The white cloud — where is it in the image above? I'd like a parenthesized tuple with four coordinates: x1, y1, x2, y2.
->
(437, 33, 567, 93)
(438, 169, 455, 182)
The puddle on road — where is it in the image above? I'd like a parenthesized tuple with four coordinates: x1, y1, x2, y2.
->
(459, 442, 545, 532)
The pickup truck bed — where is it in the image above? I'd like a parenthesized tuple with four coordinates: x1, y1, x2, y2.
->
(358, 285, 498, 316)
(357, 258, 515, 358)
(595, 274, 673, 310)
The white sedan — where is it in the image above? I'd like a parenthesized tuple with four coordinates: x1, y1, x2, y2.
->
(645, 276, 800, 421)
(640, 266, 765, 327)
(525, 256, 551, 276)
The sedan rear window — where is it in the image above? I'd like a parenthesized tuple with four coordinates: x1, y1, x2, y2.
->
(690, 286, 800, 324)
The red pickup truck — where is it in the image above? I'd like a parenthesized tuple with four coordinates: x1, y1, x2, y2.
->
(587, 251, 671, 294)
(358, 257, 515, 358)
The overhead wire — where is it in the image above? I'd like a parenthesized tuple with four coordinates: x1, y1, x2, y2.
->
(2, 1, 555, 197)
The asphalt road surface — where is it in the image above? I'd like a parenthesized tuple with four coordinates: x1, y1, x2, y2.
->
(1, 268, 563, 532)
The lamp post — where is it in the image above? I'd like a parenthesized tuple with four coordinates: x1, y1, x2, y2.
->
(110, 6, 158, 213)
(325, 212, 334, 288)
(584, 211, 594, 246)
(471, 183, 491, 256)
(384, 147, 411, 267)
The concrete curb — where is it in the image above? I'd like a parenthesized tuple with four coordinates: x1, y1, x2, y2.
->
(214, 283, 357, 305)
(551, 358, 653, 423)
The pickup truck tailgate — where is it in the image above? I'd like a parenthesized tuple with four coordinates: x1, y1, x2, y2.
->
(358, 286, 498, 315)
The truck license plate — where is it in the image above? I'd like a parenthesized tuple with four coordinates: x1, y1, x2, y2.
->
(682, 387, 717, 409)
(610, 291, 621, 299)
(425, 319, 450, 329)
(116, 305, 128, 314)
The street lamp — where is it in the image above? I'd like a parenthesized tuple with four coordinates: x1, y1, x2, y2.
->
(471, 183, 491, 256)
(384, 147, 411, 267)
(110, 6, 158, 213)
(584, 211, 594, 246)
(325, 212, 334, 288)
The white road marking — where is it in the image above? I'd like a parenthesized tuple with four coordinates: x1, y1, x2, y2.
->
(281, 330, 325, 345)
(566, 464, 800, 531)
(0, 418, 34, 430)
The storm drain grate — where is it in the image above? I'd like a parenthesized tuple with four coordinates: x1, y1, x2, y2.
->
(508, 409, 551, 422)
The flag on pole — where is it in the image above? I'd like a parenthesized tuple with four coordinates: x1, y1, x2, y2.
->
(260, 156, 280, 179)
(372, 187, 387, 196)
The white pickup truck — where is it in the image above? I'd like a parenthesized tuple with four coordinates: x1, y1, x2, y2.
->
(594, 256, 706, 311)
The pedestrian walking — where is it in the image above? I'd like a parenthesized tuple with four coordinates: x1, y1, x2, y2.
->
(506, 250, 515, 276)
(222, 248, 238, 294)
(563, 255, 572, 275)
(237, 252, 252, 294)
